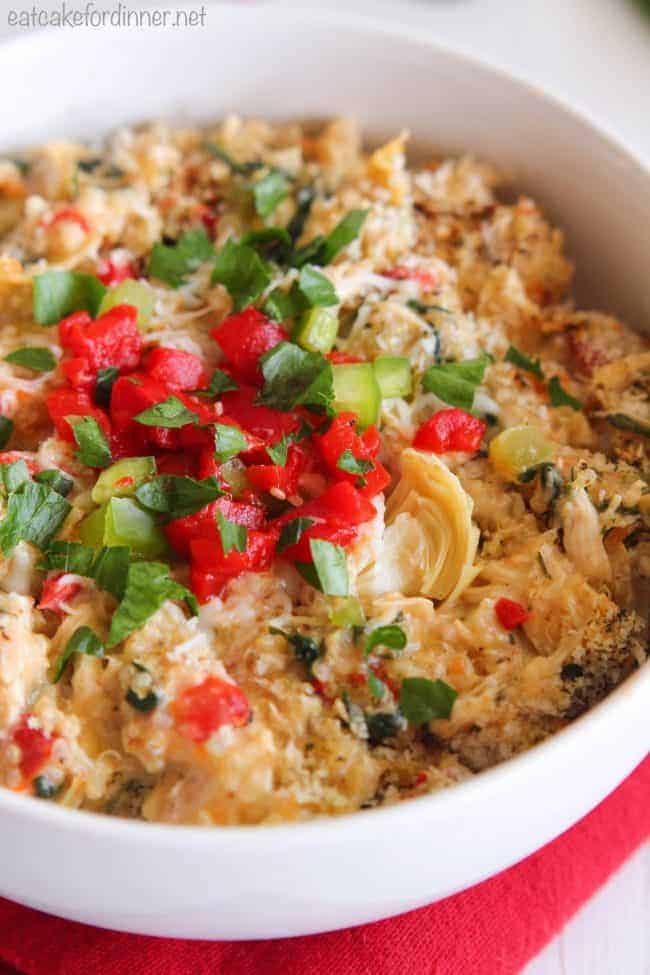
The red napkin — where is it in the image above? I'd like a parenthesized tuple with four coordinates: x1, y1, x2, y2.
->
(0, 756, 647, 975)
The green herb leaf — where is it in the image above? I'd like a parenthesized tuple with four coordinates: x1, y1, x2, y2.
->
(421, 354, 491, 411)
(134, 395, 198, 429)
(94, 366, 119, 408)
(241, 227, 292, 262)
(0, 460, 31, 493)
(147, 229, 214, 288)
(33, 775, 61, 799)
(135, 475, 222, 520)
(42, 540, 96, 576)
(399, 677, 457, 725)
(269, 626, 321, 669)
(91, 545, 130, 599)
(252, 170, 290, 220)
(309, 538, 348, 596)
(204, 141, 263, 176)
(33, 271, 106, 326)
(125, 687, 159, 713)
(52, 625, 103, 683)
(0, 416, 12, 449)
(364, 624, 407, 658)
(211, 238, 271, 311)
(33, 469, 73, 497)
(71, 417, 112, 468)
(259, 341, 334, 413)
(277, 516, 315, 554)
(0, 481, 71, 555)
(367, 670, 388, 701)
(263, 287, 300, 322)
(191, 368, 238, 399)
(606, 413, 650, 437)
(505, 345, 544, 380)
(407, 299, 451, 316)
(107, 561, 197, 647)
(265, 433, 294, 467)
(297, 266, 338, 307)
(5, 346, 56, 373)
(286, 186, 316, 242)
(214, 422, 247, 462)
(365, 711, 403, 744)
(336, 449, 373, 479)
(548, 376, 582, 411)
(216, 509, 247, 555)
(294, 209, 368, 267)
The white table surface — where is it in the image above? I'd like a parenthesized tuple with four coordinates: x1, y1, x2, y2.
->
(1, 2, 648, 972)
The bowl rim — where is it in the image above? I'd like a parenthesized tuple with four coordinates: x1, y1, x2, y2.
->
(0, 2, 647, 845)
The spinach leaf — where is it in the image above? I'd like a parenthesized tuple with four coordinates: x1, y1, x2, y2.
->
(216, 510, 247, 555)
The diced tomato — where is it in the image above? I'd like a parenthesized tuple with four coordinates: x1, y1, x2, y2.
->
(145, 347, 208, 392)
(413, 408, 487, 454)
(326, 351, 364, 365)
(0, 452, 39, 474)
(314, 412, 388, 498)
(155, 452, 197, 477)
(61, 356, 95, 391)
(245, 443, 311, 498)
(173, 676, 250, 742)
(46, 388, 111, 443)
(220, 386, 301, 444)
(59, 303, 142, 374)
(494, 597, 531, 630)
(96, 257, 137, 286)
(45, 207, 90, 234)
(211, 308, 288, 384)
(197, 448, 220, 480)
(165, 498, 266, 558)
(110, 373, 180, 449)
(190, 529, 276, 601)
(12, 717, 54, 781)
(274, 481, 375, 562)
(38, 573, 83, 614)
(384, 265, 437, 289)
(109, 426, 150, 460)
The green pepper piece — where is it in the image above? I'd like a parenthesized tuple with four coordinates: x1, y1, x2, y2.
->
(79, 498, 168, 559)
(91, 457, 156, 505)
(332, 362, 381, 428)
(98, 280, 155, 329)
(292, 307, 339, 354)
(373, 356, 412, 398)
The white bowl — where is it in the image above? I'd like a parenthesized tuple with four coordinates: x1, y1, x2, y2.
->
(0, 5, 647, 941)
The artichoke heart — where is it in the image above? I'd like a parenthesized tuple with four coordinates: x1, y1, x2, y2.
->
(357, 448, 479, 602)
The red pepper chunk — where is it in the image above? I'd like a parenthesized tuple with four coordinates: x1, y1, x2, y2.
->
(314, 412, 390, 499)
(190, 529, 276, 602)
(59, 303, 142, 374)
(274, 481, 375, 562)
(173, 676, 250, 743)
(220, 386, 301, 445)
(494, 597, 531, 630)
(38, 574, 83, 614)
(245, 443, 312, 498)
(12, 717, 54, 781)
(145, 347, 208, 392)
(165, 498, 266, 558)
(413, 408, 487, 454)
(45, 208, 90, 234)
(96, 257, 137, 286)
(46, 388, 111, 443)
(211, 308, 288, 384)
(61, 356, 95, 391)
(384, 265, 437, 289)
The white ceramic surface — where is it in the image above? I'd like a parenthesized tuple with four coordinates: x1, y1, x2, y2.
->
(0, 5, 647, 940)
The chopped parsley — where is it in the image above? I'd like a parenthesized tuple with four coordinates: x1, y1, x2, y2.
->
(0, 460, 30, 493)
(33, 468, 73, 497)
(0, 416, 12, 449)
(42, 541, 129, 600)
(252, 170, 290, 220)
(71, 417, 112, 468)
(192, 368, 238, 398)
(134, 396, 198, 428)
(399, 677, 457, 725)
(135, 475, 223, 520)
(211, 238, 271, 311)
(293, 209, 368, 267)
(258, 341, 334, 413)
(107, 561, 197, 648)
(204, 141, 263, 176)
(364, 624, 407, 658)
(504, 344, 544, 380)
(94, 366, 119, 408)
(277, 516, 315, 553)
(33, 271, 106, 326)
(606, 413, 650, 437)
(548, 376, 582, 411)
(308, 538, 349, 596)
(0, 480, 71, 555)
(296, 266, 338, 307)
(216, 510, 247, 555)
(147, 228, 214, 288)
(42, 540, 96, 576)
(214, 422, 248, 462)
(336, 449, 373, 481)
(52, 625, 104, 683)
(4, 346, 56, 373)
(125, 687, 159, 713)
(269, 626, 321, 670)
(421, 354, 491, 411)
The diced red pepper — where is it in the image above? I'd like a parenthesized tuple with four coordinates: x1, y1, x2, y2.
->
(96, 257, 137, 286)
(38, 574, 83, 614)
(46, 388, 111, 443)
(59, 303, 142, 374)
(12, 717, 54, 781)
(494, 597, 531, 630)
(110, 373, 183, 449)
(45, 207, 90, 234)
(220, 386, 301, 445)
(326, 351, 364, 365)
(155, 452, 198, 477)
(211, 308, 288, 384)
(173, 676, 250, 742)
(165, 498, 266, 558)
(245, 443, 311, 498)
(314, 412, 388, 498)
(413, 408, 487, 454)
(190, 529, 276, 601)
(274, 481, 375, 562)
(384, 266, 437, 288)
(145, 347, 208, 392)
